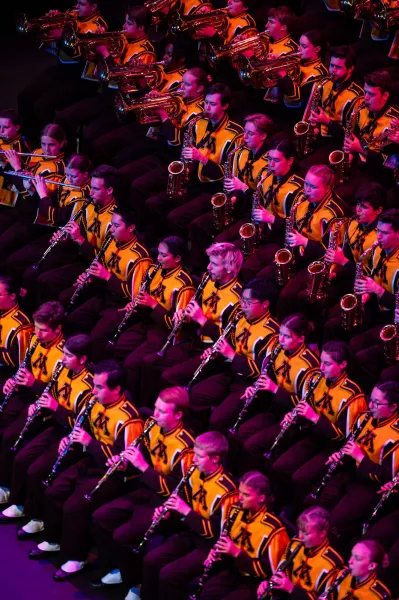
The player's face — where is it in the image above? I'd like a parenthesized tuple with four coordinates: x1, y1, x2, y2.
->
(62, 347, 82, 371)
(93, 372, 119, 405)
(298, 522, 326, 549)
(34, 320, 60, 343)
(368, 387, 397, 421)
(110, 213, 134, 243)
(157, 242, 180, 269)
(0, 118, 19, 141)
(268, 149, 293, 177)
(348, 543, 375, 579)
(355, 201, 381, 226)
(0, 282, 16, 311)
(304, 173, 329, 204)
(279, 325, 303, 352)
(65, 167, 88, 187)
(238, 482, 264, 512)
(193, 446, 219, 475)
(153, 398, 180, 430)
(320, 351, 344, 380)
(41, 135, 63, 157)
(243, 121, 266, 151)
(207, 255, 227, 282)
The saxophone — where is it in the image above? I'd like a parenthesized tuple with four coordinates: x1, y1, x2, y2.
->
(167, 113, 204, 200)
(329, 101, 366, 185)
(274, 196, 303, 287)
(239, 169, 269, 257)
(212, 143, 244, 231)
(379, 287, 399, 364)
(307, 218, 347, 303)
(294, 80, 326, 158)
(340, 240, 379, 330)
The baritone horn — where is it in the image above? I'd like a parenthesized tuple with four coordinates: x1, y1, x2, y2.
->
(208, 31, 269, 66)
(16, 9, 77, 39)
(238, 52, 301, 88)
(62, 27, 126, 60)
(170, 9, 229, 38)
(114, 91, 184, 123)
(98, 61, 165, 91)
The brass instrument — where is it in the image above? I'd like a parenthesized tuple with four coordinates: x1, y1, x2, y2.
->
(98, 61, 165, 92)
(258, 541, 304, 599)
(4, 170, 80, 189)
(85, 419, 157, 501)
(211, 193, 230, 232)
(275, 197, 303, 287)
(11, 363, 64, 452)
(16, 10, 77, 39)
(318, 568, 351, 600)
(362, 472, 399, 534)
(144, 0, 173, 22)
(340, 241, 379, 330)
(379, 287, 399, 364)
(186, 311, 243, 390)
(0, 338, 40, 414)
(219, 143, 245, 231)
(208, 32, 269, 66)
(307, 218, 347, 304)
(62, 27, 126, 60)
(239, 170, 269, 258)
(294, 80, 325, 159)
(239, 223, 257, 258)
(264, 372, 323, 459)
(329, 101, 366, 185)
(238, 52, 301, 89)
(114, 90, 184, 123)
(167, 113, 203, 199)
(133, 463, 197, 553)
(170, 9, 229, 38)
(308, 411, 373, 501)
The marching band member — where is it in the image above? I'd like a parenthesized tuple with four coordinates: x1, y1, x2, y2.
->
(29, 360, 143, 581)
(0, 275, 33, 374)
(264, 6, 298, 59)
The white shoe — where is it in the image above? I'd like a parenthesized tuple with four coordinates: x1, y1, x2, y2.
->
(22, 519, 44, 534)
(125, 587, 141, 600)
(38, 541, 61, 552)
(0, 487, 10, 504)
(102, 569, 122, 584)
(60, 560, 87, 574)
(2, 504, 24, 518)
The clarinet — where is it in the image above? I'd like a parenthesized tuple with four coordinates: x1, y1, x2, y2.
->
(157, 272, 211, 357)
(264, 371, 323, 459)
(362, 473, 399, 534)
(257, 541, 304, 600)
(186, 310, 243, 391)
(132, 463, 197, 554)
(11, 362, 64, 452)
(308, 411, 373, 501)
(108, 262, 162, 345)
(65, 233, 113, 315)
(229, 343, 281, 435)
(318, 567, 351, 600)
(84, 418, 157, 502)
(32, 196, 92, 270)
(189, 504, 241, 600)
(42, 397, 97, 487)
(0, 338, 40, 414)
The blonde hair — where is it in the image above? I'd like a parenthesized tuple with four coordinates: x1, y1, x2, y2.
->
(206, 242, 243, 278)
(158, 387, 189, 413)
(194, 431, 228, 458)
(306, 165, 334, 189)
(297, 506, 331, 534)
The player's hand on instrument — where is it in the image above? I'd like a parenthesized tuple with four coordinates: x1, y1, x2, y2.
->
(309, 106, 330, 126)
(37, 392, 58, 411)
(184, 300, 206, 325)
(354, 276, 383, 296)
(204, 548, 219, 567)
(224, 176, 248, 192)
(105, 454, 127, 471)
(135, 290, 157, 309)
(253, 206, 274, 224)
(181, 145, 208, 164)
(342, 439, 365, 462)
(270, 572, 294, 593)
(173, 308, 187, 324)
(4, 149, 22, 171)
(241, 385, 256, 400)
(343, 133, 363, 154)
(88, 261, 111, 281)
(214, 534, 240, 557)
(58, 436, 70, 453)
(28, 403, 37, 417)
(119, 301, 134, 313)
(378, 480, 398, 494)
(70, 425, 92, 447)
(213, 337, 235, 360)
(295, 400, 319, 424)
(280, 411, 295, 427)
(63, 220, 85, 244)
(286, 229, 307, 248)
(257, 581, 270, 597)
(122, 446, 148, 472)
(15, 367, 35, 387)
(75, 272, 91, 287)
(23, 177, 35, 192)
(257, 373, 278, 394)
(152, 505, 170, 521)
(325, 246, 347, 266)
(3, 378, 17, 395)
(164, 495, 191, 516)
(32, 174, 49, 198)
(201, 347, 214, 360)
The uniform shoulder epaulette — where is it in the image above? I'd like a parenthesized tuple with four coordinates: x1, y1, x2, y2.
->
(130, 240, 149, 255)
(348, 82, 363, 96)
(326, 198, 345, 217)
(289, 174, 304, 187)
(176, 427, 195, 448)
(263, 315, 279, 332)
(176, 270, 193, 287)
(301, 349, 320, 367)
(13, 310, 32, 327)
(286, 39, 298, 51)
(371, 579, 391, 599)
(216, 472, 237, 494)
(391, 419, 399, 433)
(387, 105, 399, 119)
(226, 121, 244, 135)
(232, 281, 243, 296)
(262, 512, 284, 530)
(322, 546, 344, 568)
(342, 378, 363, 395)
(58, 339, 65, 351)
(121, 399, 140, 419)
(83, 372, 94, 388)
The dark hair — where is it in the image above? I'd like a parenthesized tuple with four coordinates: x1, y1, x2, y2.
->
(0, 109, 20, 127)
(244, 113, 275, 137)
(64, 334, 91, 359)
(66, 153, 92, 173)
(206, 83, 231, 106)
(281, 314, 314, 339)
(243, 278, 278, 305)
(158, 387, 189, 413)
(269, 137, 296, 160)
(364, 69, 392, 95)
(126, 6, 152, 31)
(0, 274, 19, 297)
(378, 208, 399, 232)
(297, 506, 331, 534)
(358, 540, 388, 568)
(330, 45, 356, 69)
(322, 341, 351, 365)
(240, 471, 271, 500)
(91, 165, 120, 195)
(113, 205, 136, 228)
(186, 67, 209, 92)
(374, 381, 399, 407)
(33, 301, 64, 330)
(165, 38, 187, 64)
(267, 6, 293, 27)
(40, 124, 66, 144)
(355, 182, 386, 211)
(161, 236, 187, 261)
(93, 360, 126, 391)
(301, 30, 325, 54)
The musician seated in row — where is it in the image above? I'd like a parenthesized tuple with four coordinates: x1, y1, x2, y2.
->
(90, 386, 194, 591)
(0, 275, 32, 377)
(257, 506, 344, 599)
(137, 431, 236, 600)
(192, 0, 257, 45)
(108, 236, 194, 405)
(263, 6, 298, 59)
(0, 335, 93, 528)
(29, 360, 143, 581)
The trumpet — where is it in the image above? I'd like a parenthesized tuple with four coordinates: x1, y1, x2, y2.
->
(186, 311, 243, 390)
(98, 60, 165, 91)
(32, 196, 92, 271)
(42, 398, 96, 487)
(238, 52, 301, 89)
(0, 338, 39, 414)
(11, 363, 64, 452)
(362, 473, 399, 534)
(4, 170, 80, 189)
(62, 27, 126, 60)
(264, 372, 323, 459)
(108, 262, 162, 345)
(380, 288, 399, 365)
(132, 463, 197, 554)
(157, 273, 211, 357)
(85, 419, 157, 502)
(208, 32, 269, 66)
(258, 541, 304, 599)
(170, 9, 229, 38)
(308, 411, 372, 502)
(16, 9, 77, 38)
(114, 90, 184, 123)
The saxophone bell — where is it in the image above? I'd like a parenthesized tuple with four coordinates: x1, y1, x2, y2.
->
(274, 248, 293, 287)
(328, 150, 346, 186)
(167, 161, 187, 199)
(294, 121, 312, 158)
(239, 223, 257, 258)
(340, 293, 360, 330)
(380, 323, 399, 364)
(211, 192, 229, 232)
(307, 260, 328, 303)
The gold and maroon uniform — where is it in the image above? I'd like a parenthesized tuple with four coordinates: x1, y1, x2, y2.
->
(200, 276, 242, 343)
(81, 199, 116, 253)
(52, 365, 94, 429)
(147, 264, 195, 330)
(58, 10, 108, 63)
(28, 332, 64, 393)
(36, 180, 90, 227)
(283, 58, 329, 108)
(294, 191, 347, 247)
(223, 10, 257, 44)
(0, 304, 33, 368)
(102, 235, 151, 301)
(232, 145, 269, 192)
(163, 94, 205, 147)
(325, 568, 392, 600)
(370, 244, 399, 311)
(268, 33, 298, 58)
(355, 103, 399, 156)
(263, 172, 304, 220)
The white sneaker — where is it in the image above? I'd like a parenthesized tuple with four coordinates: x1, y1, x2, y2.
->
(22, 519, 44, 534)
(125, 587, 141, 600)
(2, 504, 24, 518)
(102, 569, 122, 584)
(0, 487, 10, 504)
(60, 560, 87, 574)
(37, 541, 60, 552)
